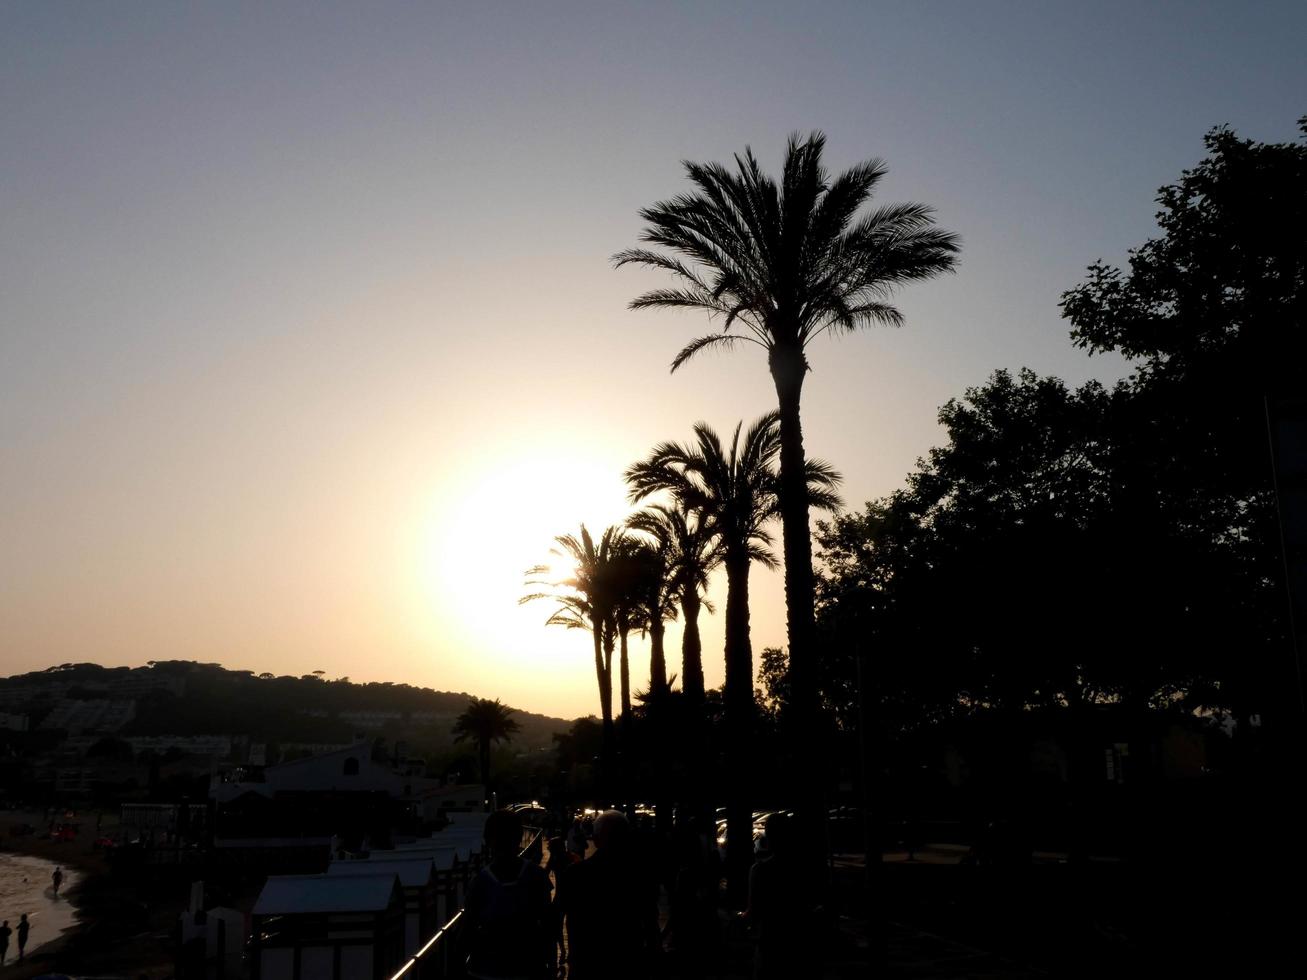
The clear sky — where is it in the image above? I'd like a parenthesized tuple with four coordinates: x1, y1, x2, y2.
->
(2, 1, 1304, 719)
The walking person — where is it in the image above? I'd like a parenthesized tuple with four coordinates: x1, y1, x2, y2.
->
(463, 809, 555, 980)
(742, 813, 810, 980)
(0, 919, 11, 965)
(566, 816, 587, 860)
(16, 914, 30, 962)
(51, 865, 64, 897)
(556, 810, 659, 980)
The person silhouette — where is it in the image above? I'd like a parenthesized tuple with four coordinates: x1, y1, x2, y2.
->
(0, 919, 11, 965)
(16, 914, 29, 961)
(557, 810, 659, 980)
(52, 865, 64, 897)
(742, 813, 809, 980)
(463, 809, 554, 980)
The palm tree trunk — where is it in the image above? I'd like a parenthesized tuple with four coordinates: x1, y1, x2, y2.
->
(619, 623, 634, 811)
(770, 342, 827, 878)
(724, 550, 755, 908)
(681, 591, 704, 703)
(479, 736, 491, 798)
(619, 626, 633, 722)
(650, 617, 668, 694)
(592, 627, 610, 727)
(601, 621, 616, 788)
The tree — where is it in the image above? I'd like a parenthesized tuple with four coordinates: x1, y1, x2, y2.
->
(625, 507, 698, 698)
(523, 523, 628, 776)
(627, 412, 840, 903)
(452, 698, 520, 793)
(616, 132, 958, 845)
(627, 503, 719, 702)
(1060, 118, 1307, 731)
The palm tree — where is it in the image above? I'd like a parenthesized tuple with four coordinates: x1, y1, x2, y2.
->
(626, 412, 840, 904)
(607, 534, 648, 732)
(626, 503, 717, 703)
(616, 133, 957, 838)
(522, 524, 627, 770)
(452, 697, 520, 794)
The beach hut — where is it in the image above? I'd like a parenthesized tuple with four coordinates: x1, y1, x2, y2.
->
(251, 873, 404, 980)
(328, 858, 437, 958)
(363, 845, 465, 925)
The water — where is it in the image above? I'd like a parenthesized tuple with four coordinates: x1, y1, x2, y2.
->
(0, 852, 80, 961)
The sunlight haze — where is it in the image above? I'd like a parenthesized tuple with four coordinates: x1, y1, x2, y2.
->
(3, 1, 1304, 717)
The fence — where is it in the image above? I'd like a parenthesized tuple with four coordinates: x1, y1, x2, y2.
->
(386, 825, 543, 980)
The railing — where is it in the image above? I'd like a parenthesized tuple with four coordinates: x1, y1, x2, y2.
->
(387, 825, 544, 979)
(387, 909, 464, 980)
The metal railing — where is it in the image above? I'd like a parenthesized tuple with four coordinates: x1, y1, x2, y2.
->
(386, 825, 545, 980)
(387, 909, 464, 980)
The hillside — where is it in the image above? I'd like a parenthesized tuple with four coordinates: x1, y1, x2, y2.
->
(0, 661, 573, 752)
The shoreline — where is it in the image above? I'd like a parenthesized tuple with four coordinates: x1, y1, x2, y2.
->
(0, 811, 102, 974)
(0, 807, 184, 978)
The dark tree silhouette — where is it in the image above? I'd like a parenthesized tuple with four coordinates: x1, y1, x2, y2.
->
(523, 524, 629, 772)
(452, 697, 520, 793)
(616, 132, 958, 846)
(626, 507, 702, 699)
(627, 412, 840, 904)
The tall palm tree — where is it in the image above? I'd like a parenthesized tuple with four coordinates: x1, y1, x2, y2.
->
(522, 524, 627, 770)
(616, 132, 957, 839)
(626, 503, 717, 703)
(626, 412, 840, 904)
(452, 697, 520, 794)
(610, 547, 640, 738)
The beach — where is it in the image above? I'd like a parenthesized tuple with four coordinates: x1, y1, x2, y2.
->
(0, 808, 175, 978)
(0, 852, 79, 966)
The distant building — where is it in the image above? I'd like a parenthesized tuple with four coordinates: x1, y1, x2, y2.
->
(338, 710, 403, 730)
(125, 734, 235, 759)
(39, 698, 136, 733)
(0, 711, 29, 732)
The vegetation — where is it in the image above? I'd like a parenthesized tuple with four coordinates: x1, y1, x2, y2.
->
(523, 524, 630, 771)
(452, 697, 521, 792)
(616, 132, 959, 850)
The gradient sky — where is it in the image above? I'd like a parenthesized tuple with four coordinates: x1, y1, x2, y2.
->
(3, 1, 1304, 719)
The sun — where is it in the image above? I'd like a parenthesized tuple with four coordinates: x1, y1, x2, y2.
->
(418, 449, 631, 668)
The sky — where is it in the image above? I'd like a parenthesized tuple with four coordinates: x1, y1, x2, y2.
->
(2, 1, 1304, 719)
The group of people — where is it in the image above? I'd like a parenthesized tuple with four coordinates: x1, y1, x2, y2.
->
(0, 866, 63, 968)
(461, 807, 808, 980)
(0, 914, 30, 967)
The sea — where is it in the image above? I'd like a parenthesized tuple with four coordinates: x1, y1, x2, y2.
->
(0, 852, 79, 961)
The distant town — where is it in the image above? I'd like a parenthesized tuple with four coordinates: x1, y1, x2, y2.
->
(0, 661, 571, 805)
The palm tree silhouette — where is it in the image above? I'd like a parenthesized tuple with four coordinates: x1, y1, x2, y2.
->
(626, 502, 718, 704)
(616, 132, 957, 839)
(523, 524, 628, 775)
(619, 524, 683, 698)
(452, 697, 520, 795)
(626, 412, 839, 903)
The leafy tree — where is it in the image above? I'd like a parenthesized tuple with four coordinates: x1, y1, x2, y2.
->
(617, 133, 957, 840)
(1060, 117, 1307, 728)
(452, 697, 520, 792)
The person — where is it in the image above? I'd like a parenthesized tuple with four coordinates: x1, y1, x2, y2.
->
(742, 813, 808, 980)
(16, 914, 29, 961)
(52, 865, 64, 896)
(0, 919, 11, 965)
(566, 816, 587, 860)
(557, 810, 659, 980)
(463, 808, 555, 980)
(662, 824, 718, 977)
